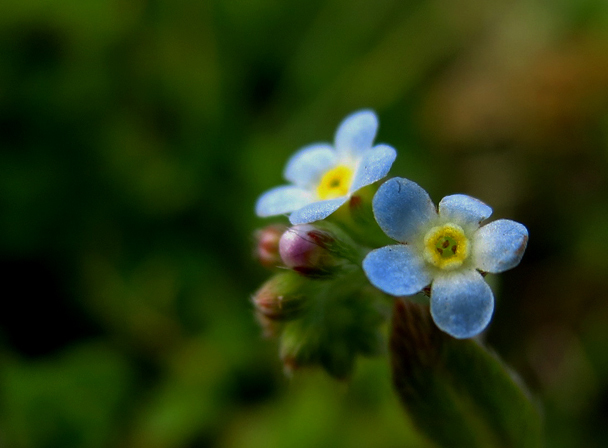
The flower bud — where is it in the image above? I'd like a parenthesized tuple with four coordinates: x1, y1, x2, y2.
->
(252, 271, 308, 321)
(254, 310, 283, 338)
(279, 223, 359, 278)
(254, 224, 287, 268)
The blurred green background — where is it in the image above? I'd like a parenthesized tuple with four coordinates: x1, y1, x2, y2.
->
(1, 0, 608, 447)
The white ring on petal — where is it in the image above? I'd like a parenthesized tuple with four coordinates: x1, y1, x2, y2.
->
(255, 186, 312, 217)
(372, 177, 437, 244)
(430, 269, 494, 339)
(289, 197, 349, 225)
(334, 110, 378, 159)
(472, 219, 529, 273)
(363, 245, 432, 296)
(349, 144, 397, 193)
(438, 194, 492, 231)
(284, 144, 337, 189)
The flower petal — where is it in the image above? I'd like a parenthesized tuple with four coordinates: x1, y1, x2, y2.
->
(255, 186, 312, 217)
(472, 219, 529, 273)
(289, 197, 348, 224)
(349, 144, 397, 193)
(438, 194, 492, 230)
(430, 269, 494, 339)
(363, 245, 432, 296)
(372, 177, 437, 243)
(284, 144, 337, 188)
(334, 109, 378, 158)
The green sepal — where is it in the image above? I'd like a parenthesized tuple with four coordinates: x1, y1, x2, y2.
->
(328, 184, 394, 248)
(252, 271, 313, 322)
(279, 272, 388, 379)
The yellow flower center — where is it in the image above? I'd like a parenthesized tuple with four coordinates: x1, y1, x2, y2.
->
(423, 223, 470, 270)
(316, 165, 353, 200)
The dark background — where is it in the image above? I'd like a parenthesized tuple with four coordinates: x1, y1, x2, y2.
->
(1, 0, 608, 447)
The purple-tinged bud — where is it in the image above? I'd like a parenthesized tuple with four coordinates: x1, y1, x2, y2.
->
(252, 271, 308, 321)
(254, 224, 287, 269)
(279, 224, 358, 278)
(279, 225, 333, 276)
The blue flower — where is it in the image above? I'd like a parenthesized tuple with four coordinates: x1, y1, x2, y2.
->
(363, 177, 528, 339)
(255, 110, 397, 225)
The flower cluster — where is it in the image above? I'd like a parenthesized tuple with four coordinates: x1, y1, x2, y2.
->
(252, 109, 528, 377)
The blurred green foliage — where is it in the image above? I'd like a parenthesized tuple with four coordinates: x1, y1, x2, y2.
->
(1, 0, 608, 447)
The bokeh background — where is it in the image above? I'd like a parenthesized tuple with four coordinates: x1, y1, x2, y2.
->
(1, 0, 608, 447)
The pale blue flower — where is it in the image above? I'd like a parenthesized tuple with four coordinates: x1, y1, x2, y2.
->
(363, 177, 528, 339)
(255, 110, 397, 225)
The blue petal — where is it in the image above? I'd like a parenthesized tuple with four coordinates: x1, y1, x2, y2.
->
(334, 109, 378, 158)
(255, 186, 312, 217)
(438, 194, 492, 230)
(289, 197, 348, 224)
(430, 270, 494, 339)
(363, 245, 432, 296)
(472, 219, 529, 273)
(349, 144, 397, 193)
(372, 177, 437, 243)
(284, 144, 337, 189)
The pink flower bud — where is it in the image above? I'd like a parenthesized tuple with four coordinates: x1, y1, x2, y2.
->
(279, 225, 337, 277)
(254, 224, 287, 269)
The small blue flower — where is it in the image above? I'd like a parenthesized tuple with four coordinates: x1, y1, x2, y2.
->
(363, 177, 528, 339)
(255, 110, 397, 225)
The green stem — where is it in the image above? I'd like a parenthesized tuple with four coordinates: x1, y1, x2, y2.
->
(390, 300, 543, 448)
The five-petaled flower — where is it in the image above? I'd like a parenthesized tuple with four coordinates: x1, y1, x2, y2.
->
(362, 177, 528, 339)
(255, 110, 396, 225)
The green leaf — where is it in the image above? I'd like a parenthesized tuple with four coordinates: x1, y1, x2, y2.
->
(390, 300, 543, 448)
